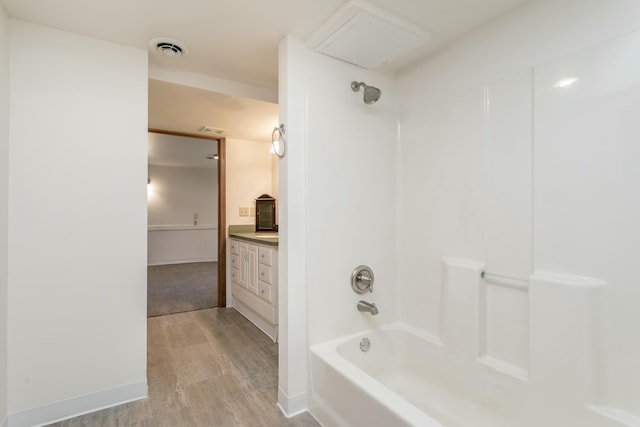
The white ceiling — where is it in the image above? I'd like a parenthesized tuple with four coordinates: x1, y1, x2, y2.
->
(1, 0, 530, 159)
(0, 0, 530, 90)
(148, 132, 218, 169)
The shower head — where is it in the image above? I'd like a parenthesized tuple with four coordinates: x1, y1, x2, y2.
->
(351, 81, 382, 104)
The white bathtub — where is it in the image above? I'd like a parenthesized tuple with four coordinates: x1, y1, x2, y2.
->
(309, 323, 526, 427)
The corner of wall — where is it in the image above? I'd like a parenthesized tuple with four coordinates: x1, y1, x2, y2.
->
(277, 387, 308, 418)
(0, 3, 9, 426)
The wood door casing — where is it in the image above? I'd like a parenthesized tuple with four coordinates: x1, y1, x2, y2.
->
(148, 128, 226, 307)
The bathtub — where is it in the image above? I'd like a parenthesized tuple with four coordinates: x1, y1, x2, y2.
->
(309, 323, 525, 427)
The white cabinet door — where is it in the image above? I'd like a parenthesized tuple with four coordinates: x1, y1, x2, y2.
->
(231, 267, 239, 285)
(258, 263, 272, 284)
(258, 245, 273, 266)
(230, 237, 278, 341)
(247, 243, 258, 294)
(238, 242, 248, 288)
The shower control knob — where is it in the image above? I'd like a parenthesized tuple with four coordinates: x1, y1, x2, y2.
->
(351, 265, 374, 294)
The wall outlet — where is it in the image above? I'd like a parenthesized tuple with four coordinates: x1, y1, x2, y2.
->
(239, 207, 250, 217)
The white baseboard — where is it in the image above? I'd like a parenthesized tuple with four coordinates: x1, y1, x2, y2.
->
(277, 387, 307, 418)
(232, 298, 278, 342)
(8, 381, 147, 427)
(147, 257, 217, 266)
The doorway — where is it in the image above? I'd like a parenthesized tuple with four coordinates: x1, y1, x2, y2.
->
(147, 129, 226, 316)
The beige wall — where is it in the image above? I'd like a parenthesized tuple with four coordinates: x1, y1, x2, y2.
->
(226, 138, 276, 227)
(271, 153, 279, 223)
(8, 19, 148, 424)
(224, 137, 276, 307)
(0, 4, 9, 426)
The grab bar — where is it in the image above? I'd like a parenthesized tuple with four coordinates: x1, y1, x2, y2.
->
(481, 271, 529, 291)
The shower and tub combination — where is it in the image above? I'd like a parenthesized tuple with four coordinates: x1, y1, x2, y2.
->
(306, 81, 625, 427)
(295, 0, 640, 423)
(309, 261, 617, 427)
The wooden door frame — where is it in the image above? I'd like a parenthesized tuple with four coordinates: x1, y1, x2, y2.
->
(148, 128, 227, 307)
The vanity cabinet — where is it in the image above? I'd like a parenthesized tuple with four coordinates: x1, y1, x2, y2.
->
(230, 237, 278, 341)
(238, 242, 258, 293)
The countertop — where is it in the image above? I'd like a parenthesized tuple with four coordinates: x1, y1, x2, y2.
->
(229, 225, 278, 246)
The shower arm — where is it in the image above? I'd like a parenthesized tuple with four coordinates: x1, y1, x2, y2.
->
(351, 81, 365, 91)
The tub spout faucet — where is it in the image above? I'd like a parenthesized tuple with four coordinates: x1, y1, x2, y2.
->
(357, 300, 379, 315)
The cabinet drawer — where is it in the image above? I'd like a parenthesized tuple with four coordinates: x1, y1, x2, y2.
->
(258, 280, 272, 303)
(230, 239, 239, 255)
(258, 264, 273, 285)
(230, 253, 239, 270)
(231, 268, 238, 284)
(258, 246, 273, 266)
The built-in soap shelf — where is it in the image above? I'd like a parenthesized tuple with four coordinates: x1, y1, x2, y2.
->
(439, 257, 612, 395)
(478, 269, 530, 381)
(437, 256, 640, 426)
(589, 405, 640, 427)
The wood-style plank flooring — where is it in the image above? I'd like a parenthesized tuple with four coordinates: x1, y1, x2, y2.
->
(46, 308, 320, 427)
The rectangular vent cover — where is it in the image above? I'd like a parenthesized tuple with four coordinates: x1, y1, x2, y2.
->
(308, 0, 429, 69)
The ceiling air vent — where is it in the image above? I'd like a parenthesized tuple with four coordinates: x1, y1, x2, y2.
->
(200, 126, 226, 136)
(149, 37, 189, 58)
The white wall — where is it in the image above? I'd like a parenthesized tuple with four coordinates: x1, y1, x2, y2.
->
(147, 164, 217, 227)
(7, 19, 148, 425)
(226, 137, 275, 226)
(397, 0, 640, 425)
(0, 5, 9, 426)
(147, 164, 218, 265)
(279, 36, 398, 416)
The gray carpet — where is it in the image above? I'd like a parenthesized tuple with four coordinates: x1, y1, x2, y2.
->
(147, 262, 218, 317)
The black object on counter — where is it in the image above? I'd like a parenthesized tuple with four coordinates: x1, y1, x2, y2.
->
(255, 194, 277, 232)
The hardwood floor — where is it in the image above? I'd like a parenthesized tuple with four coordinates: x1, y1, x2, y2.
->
(46, 308, 319, 427)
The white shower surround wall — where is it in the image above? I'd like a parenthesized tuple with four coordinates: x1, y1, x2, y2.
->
(286, 0, 640, 425)
(278, 36, 398, 414)
(395, 0, 640, 423)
